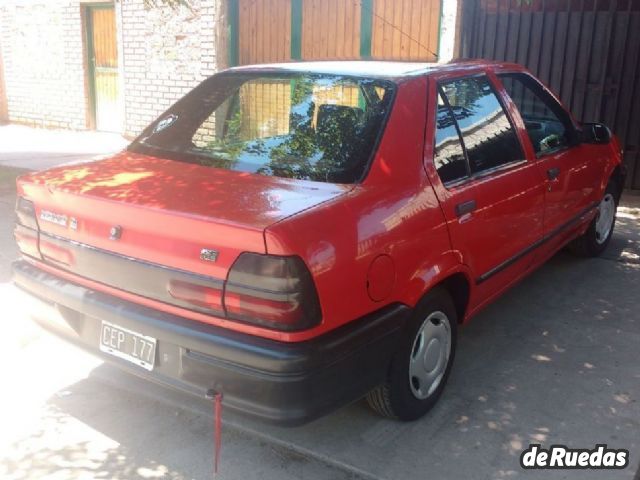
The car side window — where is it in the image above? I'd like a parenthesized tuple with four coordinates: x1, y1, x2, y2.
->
(498, 73, 577, 156)
(434, 91, 468, 184)
(439, 76, 525, 175)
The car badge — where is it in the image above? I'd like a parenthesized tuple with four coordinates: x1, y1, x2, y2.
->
(69, 217, 78, 230)
(109, 225, 122, 240)
(39, 210, 68, 227)
(200, 249, 219, 262)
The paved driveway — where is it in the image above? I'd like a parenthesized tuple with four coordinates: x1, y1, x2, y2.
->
(1, 126, 639, 479)
(0, 124, 128, 171)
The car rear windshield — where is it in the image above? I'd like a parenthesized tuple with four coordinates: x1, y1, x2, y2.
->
(129, 72, 396, 184)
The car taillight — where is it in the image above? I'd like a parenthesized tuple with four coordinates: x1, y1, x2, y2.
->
(14, 197, 41, 259)
(224, 253, 321, 331)
(15, 197, 38, 229)
(167, 279, 224, 314)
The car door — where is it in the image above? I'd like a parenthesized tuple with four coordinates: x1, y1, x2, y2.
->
(425, 72, 547, 307)
(495, 72, 606, 254)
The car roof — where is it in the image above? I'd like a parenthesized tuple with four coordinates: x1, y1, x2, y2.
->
(227, 59, 525, 80)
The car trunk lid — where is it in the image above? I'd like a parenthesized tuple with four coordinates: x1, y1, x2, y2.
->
(17, 151, 350, 283)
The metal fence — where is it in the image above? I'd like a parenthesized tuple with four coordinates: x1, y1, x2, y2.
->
(459, 0, 640, 190)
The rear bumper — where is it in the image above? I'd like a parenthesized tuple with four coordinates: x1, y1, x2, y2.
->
(13, 260, 408, 425)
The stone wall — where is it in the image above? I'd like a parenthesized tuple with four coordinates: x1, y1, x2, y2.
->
(0, 1, 87, 129)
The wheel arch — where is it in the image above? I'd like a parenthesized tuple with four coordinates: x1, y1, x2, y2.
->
(436, 272, 471, 324)
(610, 164, 626, 202)
(406, 268, 473, 325)
(402, 250, 475, 325)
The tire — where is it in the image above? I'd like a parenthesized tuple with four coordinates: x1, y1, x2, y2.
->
(366, 288, 457, 421)
(569, 180, 619, 257)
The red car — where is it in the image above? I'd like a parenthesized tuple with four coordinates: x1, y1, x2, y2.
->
(13, 60, 625, 425)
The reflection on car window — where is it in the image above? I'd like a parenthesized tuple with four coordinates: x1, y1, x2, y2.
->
(499, 73, 574, 156)
(130, 74, 395, 184)
(440, 76, 524, 174)
(434, 91, 467, 183)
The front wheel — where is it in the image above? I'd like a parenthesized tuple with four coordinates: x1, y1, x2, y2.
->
(366, 288, 457, 420)
(569, 181, 619, 257)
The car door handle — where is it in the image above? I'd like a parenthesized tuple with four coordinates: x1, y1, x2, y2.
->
(455, 199, 476, 217)
(547, 167, 560, 181)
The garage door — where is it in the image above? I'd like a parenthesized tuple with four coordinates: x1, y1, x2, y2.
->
(231, 0, 441, 65)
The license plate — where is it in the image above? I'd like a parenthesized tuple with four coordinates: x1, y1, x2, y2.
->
(99, 321, 157, 371)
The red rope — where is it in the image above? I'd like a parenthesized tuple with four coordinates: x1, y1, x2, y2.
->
(212, 391, 223, 477)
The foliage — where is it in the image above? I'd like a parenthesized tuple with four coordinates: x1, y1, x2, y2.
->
(197, 108, 244, 169)
(143, 0, 193, 11)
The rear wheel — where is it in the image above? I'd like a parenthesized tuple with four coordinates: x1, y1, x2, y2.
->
(569, 181, 619, 257)
(366, 288, 457, 420)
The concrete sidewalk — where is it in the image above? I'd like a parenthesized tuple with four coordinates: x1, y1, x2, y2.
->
(0, 124, 129, 171)
(0, 125, 639, 480)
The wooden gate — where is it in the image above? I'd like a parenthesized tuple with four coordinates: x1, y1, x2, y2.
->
(237, 0, 292, 64)
(231, 0, 441, 143)
(459, 0, 640, 190)
(86, 4, 121, 132)
(371, 0, 441, 60)
(232, 0, 441, 65)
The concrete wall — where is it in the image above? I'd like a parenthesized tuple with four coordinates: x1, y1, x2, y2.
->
(438, 0, 458, 63)
(0, 1, 87, 129)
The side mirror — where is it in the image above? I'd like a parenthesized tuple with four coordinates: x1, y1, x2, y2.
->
(582, 122, 612, 144)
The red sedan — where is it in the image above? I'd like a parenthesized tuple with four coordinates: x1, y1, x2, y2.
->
(13, 60, 625, 425)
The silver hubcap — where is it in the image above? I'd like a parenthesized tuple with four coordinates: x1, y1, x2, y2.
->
(595, 193, 615, 245)
(409, 311, 452, 400)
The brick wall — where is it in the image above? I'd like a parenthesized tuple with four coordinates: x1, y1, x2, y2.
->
(0, 33, 8, 124)
(0, 1, 87, 129)
(0, 0, 220, 135)
(120, 0, 218, 137)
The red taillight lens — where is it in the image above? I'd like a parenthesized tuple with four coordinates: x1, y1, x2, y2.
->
(14, 197, 41, 259)
(167, 279, 224, 313)
(15, 197, 38, 230)
(224, 253, 321, 331)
